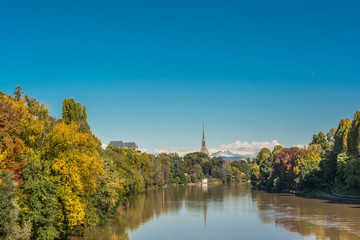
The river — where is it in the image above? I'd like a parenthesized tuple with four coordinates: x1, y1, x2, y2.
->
(76, 184, 360, 240)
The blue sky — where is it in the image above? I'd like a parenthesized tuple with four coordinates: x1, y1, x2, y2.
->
(1, 0, 359, 155)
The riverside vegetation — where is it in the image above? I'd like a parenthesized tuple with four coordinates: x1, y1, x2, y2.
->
(250, 109, 360, 195)
(0, 87, 251, 240)
(1, 86, 360, 239)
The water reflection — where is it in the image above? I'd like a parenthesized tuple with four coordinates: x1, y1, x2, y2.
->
(76, 184, 360, 240)
(251, 190, 360, 239)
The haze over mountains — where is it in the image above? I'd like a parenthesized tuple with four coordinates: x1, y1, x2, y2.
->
(210, 150, 254, 161)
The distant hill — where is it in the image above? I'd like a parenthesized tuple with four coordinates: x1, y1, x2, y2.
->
(211, 150, 254, 161)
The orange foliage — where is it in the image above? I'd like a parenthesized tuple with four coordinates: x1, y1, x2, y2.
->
(0, 96, 29, 184)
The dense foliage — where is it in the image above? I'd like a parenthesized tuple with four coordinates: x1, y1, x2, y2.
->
(251, 110, 360, 193)
(3, 86, 359, 239)
(0, 87, 252, 240)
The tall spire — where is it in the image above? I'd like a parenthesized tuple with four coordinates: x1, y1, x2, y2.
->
(202, 121, 205, 142)
(200, 122, 209, 156)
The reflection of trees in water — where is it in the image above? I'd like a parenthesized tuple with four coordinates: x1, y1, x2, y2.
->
(251, 190, 360, 239)
(76, 184, 252, 240)
(185, 184, 251, 212)
(80, 187, 186, 240)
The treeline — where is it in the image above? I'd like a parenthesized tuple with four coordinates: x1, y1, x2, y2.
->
(251, 110, 360, 193)
(0, 87, 252, 240)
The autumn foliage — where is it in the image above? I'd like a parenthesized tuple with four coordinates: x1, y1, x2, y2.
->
(0, 94, 30, 184)
(272, 147, 300, 185)
(2, 86, 360, 240)
(0, 87, 195, 239)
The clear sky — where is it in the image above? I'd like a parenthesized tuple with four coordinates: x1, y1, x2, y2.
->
(1, 0, 359, 155)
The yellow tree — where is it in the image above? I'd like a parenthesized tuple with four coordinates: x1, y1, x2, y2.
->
(46, 121, 103, 227)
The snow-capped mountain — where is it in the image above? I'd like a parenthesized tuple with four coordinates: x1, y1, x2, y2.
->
(211, 150, 254, 161)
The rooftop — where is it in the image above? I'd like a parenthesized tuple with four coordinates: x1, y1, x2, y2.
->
(108, 141, 138, 149)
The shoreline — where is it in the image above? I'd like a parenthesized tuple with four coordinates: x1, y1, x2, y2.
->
(295, 192, 360, 204)
(252, 186, 360, 204)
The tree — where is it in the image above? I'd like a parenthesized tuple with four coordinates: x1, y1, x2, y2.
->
(259, 155, 273, 185)
(348, 110, 360, 156)
(14, 86, 24, 101)
(272, 145, 284, 157)
(62, 98, 90, 132)
(184, 152, 209, 166)
(0, 94, 35, 184)
(189, 164, 204, 182)
(232, 166, 245, 182)
(165, 153, 186, 183)
(250, 163, 260, 183)
(310, 131, 330, 152)
(323, 119, 351, 184)
(0, 171, 31, 239)
(45, 121, 103, 228)
(201, 161, 212, 177)
(326, 128, 336, 147)
(158, 153, 171, 184)
(231, 160, 251, 180)
(336, 153, 350, 184)
(152, 157, 163, 186)
(254, 148, 271, 165)
(334, 119, 352, 155)
(220, 161, 232, 183)
(210, 165, 220, 179)
(21, 158, 60, 239)
(344, 156, 360, 189)
(272, 148, 301, 188)
(293, 149, 322, 189)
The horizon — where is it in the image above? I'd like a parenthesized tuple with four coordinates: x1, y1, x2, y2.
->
(1, 1, 359, 156)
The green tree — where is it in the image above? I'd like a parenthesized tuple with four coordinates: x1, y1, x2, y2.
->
(254, 148, 271, 165)
(0, 171, 31, 240)
(348, 110, 360, 156)
(158, 153, 171, 184)
(164, 153, 186, 183)
(323, 119, 351, 184)
(293, 149, 322, 189)
(335, 152, 351, 185)
(272, 145, 284, 156)
(231, 160, 251, 180)
(62, 98, 90, 132)
(311, 131, 330, 152)
(259, 155, 274, 186)
(334, 119, 352, 155)
(189, 164, 204, 182)
(344, 156, 360, 189)
(21, 159, 60, 239)
(210, 165, 220, 179)
(152, 157, 163, 186)
(250, 163, 260, 183)
(184, 152, 209, 166)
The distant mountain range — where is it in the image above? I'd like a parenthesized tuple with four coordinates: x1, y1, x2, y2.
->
(210, 150, 254, 161)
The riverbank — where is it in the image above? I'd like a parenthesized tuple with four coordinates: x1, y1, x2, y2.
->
(295, 192, 360, 204)
(252, 186, 360, 204)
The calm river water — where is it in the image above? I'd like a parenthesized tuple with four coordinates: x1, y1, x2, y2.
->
(78, 184, 360, 240)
